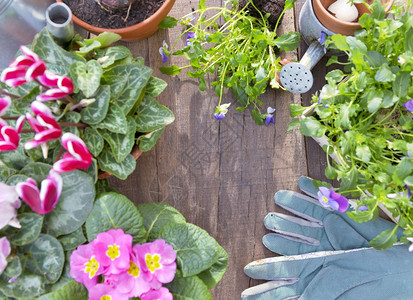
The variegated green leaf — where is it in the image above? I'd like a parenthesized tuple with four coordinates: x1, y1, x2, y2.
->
(32, 29, 85, 75)
(135, 95, 175, 132)
(82, 127, 104, 157)
(21, 234, 64, 283)
(98, 117, 136, 163)
(97, 46, 132, 68)
(44, 171, 95, 237)
(104, 64, 152, 114)
(137, 127, 165, 152)
(98, 150, 136, 180)
(69, 60, 102, 98)
(93, 103, 127, 134)
(13, 86, 40, 115)
(10, 213, 43, 246)
(0, 273, 45, 298)
(101, 75, 127, 99)
(145, 76, 168, 97)
(0, 147, 30, 170)
(20, 162, 51, 183)
(3, 256, 22, 279)
(80, 85, 110, 125)
(57, 227, 87, 251)
(84, 158, 98, 183)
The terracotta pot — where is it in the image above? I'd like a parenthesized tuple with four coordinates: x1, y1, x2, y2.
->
(56, 0, 176, 41)
(313, 0, 394, 35)
(97, 146, 143, 179)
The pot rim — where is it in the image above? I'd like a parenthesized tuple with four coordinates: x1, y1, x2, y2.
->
(56, 0, 175, 33)
(313, 0, 395, 30)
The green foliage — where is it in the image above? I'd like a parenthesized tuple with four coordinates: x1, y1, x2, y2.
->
(289, 0, 413, 249)
(160, 0, 299, 124)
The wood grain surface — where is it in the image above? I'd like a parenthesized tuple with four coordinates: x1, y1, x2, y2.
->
(107, 0, 329, 298)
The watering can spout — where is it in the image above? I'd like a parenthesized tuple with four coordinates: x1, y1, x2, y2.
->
(45, 2, 74, 45)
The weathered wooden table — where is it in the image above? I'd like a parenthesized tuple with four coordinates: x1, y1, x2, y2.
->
(107, 0, 332, 298)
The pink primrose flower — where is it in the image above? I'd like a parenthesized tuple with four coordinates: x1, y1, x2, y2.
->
(0, 96, 11, 115)
(0, 119, 20, 151)
(0, 237, 11, 274)
(134, 239, 177, 289)
(70, 242, 103, 290)
(140, 287, 174, 300)
(15, 171, 63, 215)
(0, 46, 46, 87)
(36, 71, 74, 102)
(104, 252, 151, 297)
(88, 283, 130, 300)
(24, 101, 62, 150)
(52, 133, 92, 173)
(0, 182, 21, 230)
(92, 228, 133, 275)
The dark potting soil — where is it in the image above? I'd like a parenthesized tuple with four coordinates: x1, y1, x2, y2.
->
(239, 0, 285, 29)
(63, 0, 165, 29)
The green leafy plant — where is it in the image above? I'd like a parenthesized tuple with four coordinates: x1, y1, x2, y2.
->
(0, 165, 227, 299)
(159, 0, 300, 124)
(290, 0, 413, 249)
(0, 29, 174, 180)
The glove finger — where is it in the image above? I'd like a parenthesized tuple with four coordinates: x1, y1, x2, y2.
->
(297, 176, 319, 198)
(241, 280, 301, 300)
(264, 213, 323, 244)
(244, 254, 323, 281)
(275, 190, 330, 223)
(263, 233, 326, 255)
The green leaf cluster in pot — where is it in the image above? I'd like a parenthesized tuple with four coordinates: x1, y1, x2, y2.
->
(159, 0, 300, 124)
(7, 29, 174, 180)
(289, 0, 413, 249)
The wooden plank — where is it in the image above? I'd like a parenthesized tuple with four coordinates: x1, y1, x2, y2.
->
(109, 1, 308, 298)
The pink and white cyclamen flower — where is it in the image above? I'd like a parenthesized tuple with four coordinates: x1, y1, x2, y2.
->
(0, 96, 11, 115)
(0, 46, 46, 87)
(36, 71, 74, 102)
(52, 133, 92, 173)
(24, 101, 62, 150)
(0, 182, 21, 230)
(15, 171, 63, 215)
(0, 237, 11, 274)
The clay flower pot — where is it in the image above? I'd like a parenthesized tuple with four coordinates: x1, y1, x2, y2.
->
(56, 0, 176, 41)
(313, 0, 394, 35)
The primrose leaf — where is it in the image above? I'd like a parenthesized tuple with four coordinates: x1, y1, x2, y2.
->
(165, 273, 211, 300)
(37, 280, 88, 300)
(197, 245, 228, 289)
(69, 60, 103, 98)
(85, 192, 146, 244)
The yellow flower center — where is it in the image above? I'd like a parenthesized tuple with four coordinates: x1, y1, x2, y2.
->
(106, 244, 120, 261)
(127, 261, 140, 277)
(100, 296, 111, 300)
(145, 253, 161, 273)
(84, 255, 99, 279)
(322, 196, 329, 203)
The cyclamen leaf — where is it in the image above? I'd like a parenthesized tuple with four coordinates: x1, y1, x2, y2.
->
(98, 117, 136, 163)
(10, 213, 43, 246)
(3, 256, 22, 279)
(159, 223, 220, 277)
(0, 273, 46, 298)
(137, 127, 166, 152)
(145, 76, 168, 97)
(21, 234, 65, 283)
(85, 192, 146, 244)
(101, 75, 127, 100)
(104, 64, 152, 114)
(137, 202, 186, 240)
(97, 46, 132, 68)
(44, 171, 95, 237)
(80, 85, 111, 125)
(98, 150, 136, 180)
(135, 95, 175, 132)
(82, 127, 104, 157)
(166, 274, 211, 300)
(0, 147, 31, 170)
(69, 60, 103, 98)
(20, 162, 52, 183)
(57, 227, 87, 251)
(93, 103, 127, 134)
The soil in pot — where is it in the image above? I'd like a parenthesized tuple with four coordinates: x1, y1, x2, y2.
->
(239, 0, 285, 29)
(63, 0, 165, 29)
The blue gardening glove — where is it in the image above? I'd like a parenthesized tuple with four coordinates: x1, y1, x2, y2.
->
(242, 244, 413, 300)
(263, 176, 401, 255)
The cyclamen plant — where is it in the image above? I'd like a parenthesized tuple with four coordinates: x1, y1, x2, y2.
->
(0, 28, 175, 181)
(290, 0, 413, 250)
(158, 0, 300, 124)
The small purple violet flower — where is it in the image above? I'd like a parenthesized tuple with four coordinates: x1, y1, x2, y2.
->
(265, 107, 275, 125)
(159, 41, 169, 63)
(403, 100, 413, 112)
(318, 31, 327, 44)
(186, 32, 195, 47)
(180, 14, 195, 26)
(214, 103, 231, 120)
(317, 186, 349, 212)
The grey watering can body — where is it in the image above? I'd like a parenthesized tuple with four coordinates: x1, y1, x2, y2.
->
(0, 0, 54, 68)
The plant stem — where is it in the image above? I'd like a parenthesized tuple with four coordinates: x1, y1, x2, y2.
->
(0, 88, 19, 99)
(58, 122, 88, 128)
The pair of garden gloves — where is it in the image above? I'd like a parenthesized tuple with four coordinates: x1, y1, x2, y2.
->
(242, 177, 413, 300)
